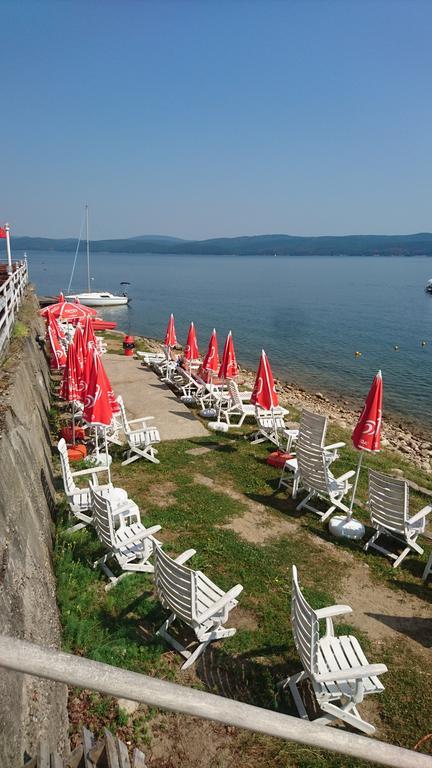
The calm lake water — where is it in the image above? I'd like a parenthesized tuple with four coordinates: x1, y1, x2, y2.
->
(24, 249, 432, 428)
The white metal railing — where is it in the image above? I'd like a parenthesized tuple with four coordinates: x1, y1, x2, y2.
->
(0, 258, 29, 357)
(0, 636, 430, 768)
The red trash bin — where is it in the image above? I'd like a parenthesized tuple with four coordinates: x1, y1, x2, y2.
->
(123, 335, 135, 356)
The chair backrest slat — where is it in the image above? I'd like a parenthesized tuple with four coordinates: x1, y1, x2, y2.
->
(368, 469, 408, 535)
(116, 395, 129, 432)
(298, 410, 328, 449)
(58, 438, 76, 496)
(291, 565, 319, 676)
(227, 380, 244, 410)
(297, 443, 330, 495)
(90, 484, 116, 549)
(154, 544, 195, 623)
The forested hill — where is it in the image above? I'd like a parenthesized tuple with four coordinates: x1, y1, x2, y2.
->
(10, 232, 432, 256)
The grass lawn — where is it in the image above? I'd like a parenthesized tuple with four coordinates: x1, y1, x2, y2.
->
(52, 384, 432, 766)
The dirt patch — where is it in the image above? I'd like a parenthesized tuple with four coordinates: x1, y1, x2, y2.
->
(336, 559, 432, 656)
(186, 446, 214, 456)
(147, 481, 177, 508)
(193, 474, 297, 544)
(147, 712, 238, 767)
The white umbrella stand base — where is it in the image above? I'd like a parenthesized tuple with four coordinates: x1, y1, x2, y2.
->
(200, 408, 217, 419)
(208, 421, 229, 433)
(328, 515, 365, 541)
(85, 452, 112, 468)
(180, 395, 196, 406)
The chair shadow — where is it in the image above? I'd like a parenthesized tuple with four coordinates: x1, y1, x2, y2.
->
(365, 613, 432, 648)
(246, 491, 302, 517)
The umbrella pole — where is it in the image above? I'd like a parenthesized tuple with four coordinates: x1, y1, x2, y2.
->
(271, 405, 280, 450)
(348, 451, 364, 518)
(104, 427, 111, 484)
(217, 376, 225, 423)
(72, 401, 76, 446)
(95, 428, 99, 460)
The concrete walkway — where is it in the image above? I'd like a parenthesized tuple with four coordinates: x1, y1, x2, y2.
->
(104, 354, 208, 442)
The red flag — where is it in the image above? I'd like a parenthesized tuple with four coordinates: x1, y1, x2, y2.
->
(352, 370, 383, 452)
(164, 313, 177, 347)
(83, 351, 119, 426)
(0, 227, 6, 238)
(218, 331, 238, 379)
(184, 321, 199, 361)
(251, 350, 279, 410)
(202, 329, 220, 373)
(59, 343, 80, 402)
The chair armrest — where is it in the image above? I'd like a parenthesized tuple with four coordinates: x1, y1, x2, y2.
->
(110, 501, 139, 518)
(116, 524, 162, 547)
(174, 549, 196, 565)
(315, 605, 353, 620)
(337, 470, 356, 482)
(198, 584, 244, 625)
(316, 663, 387, 684)
(409, 505, 432, 525)
(72, 466, 108, 478)
(325, 442, 346, 451)
(128, 416, 155, 424)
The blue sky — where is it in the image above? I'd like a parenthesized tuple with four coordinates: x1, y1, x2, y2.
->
(1, 0, 431, 239)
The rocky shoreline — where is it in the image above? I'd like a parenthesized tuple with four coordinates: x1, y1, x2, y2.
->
(130, 333, 432, 475)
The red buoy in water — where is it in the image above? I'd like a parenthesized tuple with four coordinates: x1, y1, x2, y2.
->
(123, 335, 135, 356)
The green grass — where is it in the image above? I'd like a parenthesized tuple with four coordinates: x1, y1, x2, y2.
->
(52, 411, 432, 764)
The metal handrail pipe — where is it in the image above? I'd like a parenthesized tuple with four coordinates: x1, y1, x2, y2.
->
(0, 637, 429, 768)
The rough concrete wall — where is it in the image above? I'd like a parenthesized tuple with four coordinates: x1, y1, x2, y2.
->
(0, 292, 68, 766)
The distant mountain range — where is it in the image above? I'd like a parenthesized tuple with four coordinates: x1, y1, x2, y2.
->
(9, 232, 432, 256)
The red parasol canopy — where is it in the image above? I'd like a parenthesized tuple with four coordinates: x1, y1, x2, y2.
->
(352, 370, 383, 452)
(82, 315, 97, 355)
(40, 301, 97, 321)
(202, 329, 220, 373)
(73, 323, 86, 377)
(184, 321, 199, 361)
(164, 313, 177, 347)
(82, 351, 119, 427)
(59, 343, 80, 402)
(218, 331, 238, 379)
(251, 350, 279, 410)
(47, 318, 67, 369)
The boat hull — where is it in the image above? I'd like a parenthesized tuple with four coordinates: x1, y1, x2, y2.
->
(66, 293, 129, 307)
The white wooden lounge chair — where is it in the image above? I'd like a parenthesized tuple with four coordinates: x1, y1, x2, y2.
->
(279, 410, 346, 496)
(153, 542, 243, 669)
(279, 565, 387, 735)
(170, 365, 205, 400)
(137, 349, 166, 366)
(90, 483, 162, 589)
(364, 469, 432, 568)
(117, 395, 161, 466)
(57, 438, 131, 532)
(293, 443, 355, 521)
(216, 380, 257, 427)
(252, 409, 294, 450)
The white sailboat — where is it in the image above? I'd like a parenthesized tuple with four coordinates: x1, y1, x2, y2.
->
(66, 206, 130, 307)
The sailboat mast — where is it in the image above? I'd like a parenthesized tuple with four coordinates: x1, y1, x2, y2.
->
(85, 204, 91, 293)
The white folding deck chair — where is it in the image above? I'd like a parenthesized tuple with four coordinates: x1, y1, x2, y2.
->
(57, 438, 131, 533)
(364, 469, 432, 568)
(117, 395, 161, 466)
(293, 443, 354, 522)
(153, 542, 243, 669)
(216, 380, 257, 427)
(90, 483, 162, 589)
(279, 410, 346, 497)
(170, 365, 205, 400)
(279, 565, 387, 735)
(252, 408, 294, 450)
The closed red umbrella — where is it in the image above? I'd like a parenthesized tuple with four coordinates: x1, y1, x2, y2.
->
(251, 350, 279, 410)
(40, 301, 97, 321)
(58, 292, 65, 303)
(184, 321, 199, 362)
(83, 351, 119, 480)
(73, 323, 86, 377)
(202, 329, 220, 373)
(47, 318, 67, 369)
(164, 313, 177, 347)
(348, 370, 383, 516)
(59, 342, 80, 443)
(218, 331, 238, 380)
(82, 315, 97, 356)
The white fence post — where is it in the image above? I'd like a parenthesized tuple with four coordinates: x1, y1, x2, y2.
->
(0, 259, 29, 357)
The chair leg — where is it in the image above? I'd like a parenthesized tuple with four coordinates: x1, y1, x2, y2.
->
(321, 702, 376, 735)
